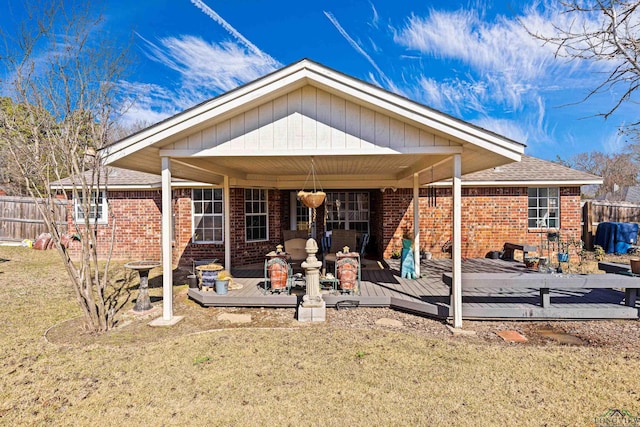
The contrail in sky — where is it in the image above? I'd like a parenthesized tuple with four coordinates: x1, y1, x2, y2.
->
(323, 10, 399, 93)
(190, 0, 280, 67)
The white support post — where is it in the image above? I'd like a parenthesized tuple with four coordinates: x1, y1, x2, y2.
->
(224, 175, 231, 271)
(452, 154, 463, 328)
(413, 173, 421, 277)
(161, 157, 174, 321)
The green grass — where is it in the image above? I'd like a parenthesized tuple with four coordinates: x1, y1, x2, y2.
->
(0, 246, 639, 426)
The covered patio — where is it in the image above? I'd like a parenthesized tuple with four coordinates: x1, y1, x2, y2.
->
(102, 59, 526, 327)
(188, 258, 640, 320)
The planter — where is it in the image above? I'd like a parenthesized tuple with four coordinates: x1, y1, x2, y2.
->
(337, 259, 357, 291)
(187, 274, 198, 288)
(196, 264, 223, 289)
(268, 261, 289, 290)
(524, 257, 539, 270)
(297, 191, 326, 208)
(557, 253, 569, 263)
(215, 279, 229, 295)
(631, 258, 640, 275)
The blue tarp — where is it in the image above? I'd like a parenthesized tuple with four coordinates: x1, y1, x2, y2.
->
(594, 222, 639, 254)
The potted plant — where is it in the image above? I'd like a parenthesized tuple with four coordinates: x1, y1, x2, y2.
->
(214, 269, 233, 295)
(524, 256, 540, 270)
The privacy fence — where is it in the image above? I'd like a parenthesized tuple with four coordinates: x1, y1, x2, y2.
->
(582, 200, 640, 249)
(0, 196, 68, 241)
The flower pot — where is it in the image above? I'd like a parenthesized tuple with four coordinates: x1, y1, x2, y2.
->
(631, 258, 640, 275)
(215, 279, 229, 295)
(337, 260, 357, 291)
(557, 253, 569, 263)
(524, 258, 539, 270)
(297, 191, 326, 208)
(268, 262, 288, 290)
(187, 274, 198, 289)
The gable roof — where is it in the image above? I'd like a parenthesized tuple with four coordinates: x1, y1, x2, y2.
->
(459, 155, 603, 186)
(596, 185, 640, 202)
(101, 59, 525, 189)
(50, 168, 189, 190)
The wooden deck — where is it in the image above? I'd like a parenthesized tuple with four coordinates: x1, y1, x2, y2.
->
(187, 258, 640, 320)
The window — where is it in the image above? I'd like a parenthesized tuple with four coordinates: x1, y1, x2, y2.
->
(295, 197, 310, 231)
(74, 191, 108, 224)
(192, 188, 223, 243)
(245, 189, 268, 241)
(528, 187, 559, 228)
(325, 191, 369, 233)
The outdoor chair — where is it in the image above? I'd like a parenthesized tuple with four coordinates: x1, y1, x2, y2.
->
(323, 229, 358, 269)
(284, 238, 307, 272)
(282, 229, 308, 241)
(263, 257, 293, 295)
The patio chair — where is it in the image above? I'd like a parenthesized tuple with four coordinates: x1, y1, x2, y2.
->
(284, 238, 307, 272)
(335, 252, 361, 295)
(282, 229, 308, 241)
(323, 229, 357, 269)
(263, 257, 293, 295)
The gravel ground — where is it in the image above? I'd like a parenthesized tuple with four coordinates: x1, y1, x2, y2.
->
(167, 252, 640, 353)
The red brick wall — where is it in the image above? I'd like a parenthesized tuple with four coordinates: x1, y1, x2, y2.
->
(66, 190, 163, 261)
(378, 186, 582, 259)
(69, 185, 583, 265)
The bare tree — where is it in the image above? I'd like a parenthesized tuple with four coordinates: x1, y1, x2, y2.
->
(556, 150, 639, 195)
(526, 1, 640, 124)
(0, 1, 131, 332)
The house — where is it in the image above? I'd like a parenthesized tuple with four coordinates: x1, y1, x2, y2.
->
(55, 155, 601, 264)
(85, 59, 601, 326)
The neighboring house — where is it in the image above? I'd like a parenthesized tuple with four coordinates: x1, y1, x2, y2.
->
(53, 155, 601, 265)
(596, 185, 640, 203)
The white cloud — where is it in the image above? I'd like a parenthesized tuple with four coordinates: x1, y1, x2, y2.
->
(393, 5, 604, 113)
(189, 0, 279, 68)
(324, 10, 402, 95)
(116, 0, 281, 126)
(142, 35, 278, 96)
(473, 117, 529, 144)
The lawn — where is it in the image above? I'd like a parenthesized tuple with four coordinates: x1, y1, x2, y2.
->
(0, 246, 639, 426)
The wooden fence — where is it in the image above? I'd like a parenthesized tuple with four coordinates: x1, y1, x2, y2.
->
(0, 196, 68, 241)
(582, 200, 640, 249)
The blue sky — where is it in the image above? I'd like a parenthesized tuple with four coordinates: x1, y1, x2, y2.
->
(2, 0, 638, 161)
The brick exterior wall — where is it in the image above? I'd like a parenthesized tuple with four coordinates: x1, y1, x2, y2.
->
(378, 186, 582, 259)
(66, 190, 164, 261)
(68, 185, 583, 265)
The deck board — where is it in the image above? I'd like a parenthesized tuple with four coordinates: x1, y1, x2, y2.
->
(187, 258, 640, 320)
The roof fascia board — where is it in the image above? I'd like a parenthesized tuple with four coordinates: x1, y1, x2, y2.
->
(430, 179, 603, 187)
(160, 145, 463, 158)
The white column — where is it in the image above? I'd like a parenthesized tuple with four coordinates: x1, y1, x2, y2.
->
(413, 173, 421, 277)
(161, 157, 173, 321)
(224, 175, 231, 270)
(452, 154, 463, 328)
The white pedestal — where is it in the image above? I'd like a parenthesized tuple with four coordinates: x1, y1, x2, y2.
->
(297, 301, 326, 322)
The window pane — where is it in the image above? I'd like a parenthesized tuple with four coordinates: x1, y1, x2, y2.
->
(192, 188, 224, 242)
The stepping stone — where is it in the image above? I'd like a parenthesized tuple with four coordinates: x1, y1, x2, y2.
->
(217, 313, 252, 324)
(496, 330, 528, 343)
(446, 325, 477, 337)
(375, 318, 403, 327)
